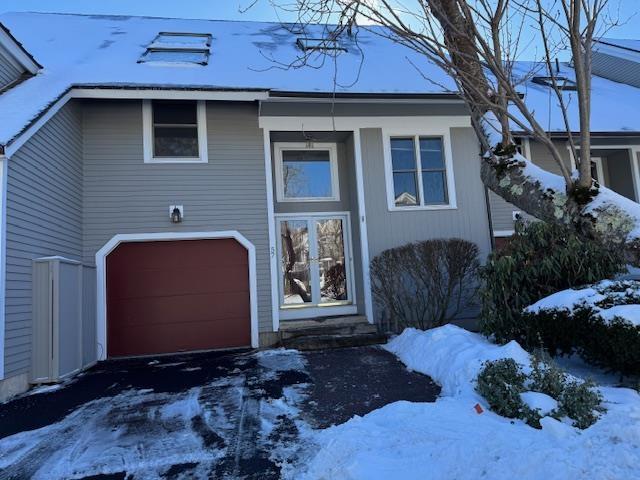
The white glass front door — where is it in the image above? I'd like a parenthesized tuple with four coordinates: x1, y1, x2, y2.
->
(277, 214, 356, 319)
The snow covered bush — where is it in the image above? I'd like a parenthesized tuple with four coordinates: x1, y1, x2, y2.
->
(480, 220, 624, 347)
(476, 354, 604, 429)
(524, 280, 640, 376)
(371, 239, 479, 332)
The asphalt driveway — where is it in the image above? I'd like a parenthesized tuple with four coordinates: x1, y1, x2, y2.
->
(0, 346, 439, 479)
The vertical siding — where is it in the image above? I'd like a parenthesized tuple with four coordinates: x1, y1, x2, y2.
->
(592, 51, 640, 88)
(361, 126, 492, 260)
(488, 140, 572, 233)
(82, 100, 273, 332)
(4, 101, 83, 378)
(0, 43, 23, 90)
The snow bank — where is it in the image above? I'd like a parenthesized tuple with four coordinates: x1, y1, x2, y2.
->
(384, 325, 531, 398)
(294, 325, 640, 480)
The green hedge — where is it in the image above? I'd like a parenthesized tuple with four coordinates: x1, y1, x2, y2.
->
(522, 283, 640, 377)
(479, 220, 625, 347)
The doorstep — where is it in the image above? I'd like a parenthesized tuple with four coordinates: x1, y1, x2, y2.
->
(279, 315, 387, 350)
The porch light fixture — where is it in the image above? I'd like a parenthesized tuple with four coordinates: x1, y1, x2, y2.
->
(170, 205, 183, 223)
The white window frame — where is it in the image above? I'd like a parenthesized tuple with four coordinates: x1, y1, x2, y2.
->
(274, 142, 340, 202)
(142, 99, 208, 163)
(382, 128, 457, 211)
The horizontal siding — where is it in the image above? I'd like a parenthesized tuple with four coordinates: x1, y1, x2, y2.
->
(4, 101, 83, 379)
(82, 100, 273, 333)
(0, 43, 23, 90)
(592, 51, 640, 88)
(361, 126, 492, 320)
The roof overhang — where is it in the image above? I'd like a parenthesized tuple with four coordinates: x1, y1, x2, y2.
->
(2, 85, 271, 157)
(0, 22, 41, 74)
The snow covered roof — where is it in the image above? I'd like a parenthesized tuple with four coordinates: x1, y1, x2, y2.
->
(596, 38, 640, 55)
(0, 20, 41, 73)
(0, 11, 640, 151)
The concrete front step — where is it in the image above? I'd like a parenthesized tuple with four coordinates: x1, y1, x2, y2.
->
(281, 332, 388, 351)
(280, 315, 369, 331)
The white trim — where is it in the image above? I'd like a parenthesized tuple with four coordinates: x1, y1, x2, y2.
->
(259, 115, 471, 132)
(262, 129, 280, 332)
(274, 212, 357, 320)
(631, 147, 640, 202)
(95, 230, 259, 360)
(73, 88, 268, 102)
(382, 128, 458, 212)
(0, 27, 40, 74)
(280, 305, 358, 321)
(493, 229, 515, 237)
(352, 129, 374, 324)
(591, 157, 606, 186)
(3, 88, 268, 158)
(142, 100, 208, 163)
(273, 142, 340, 202)
(0, 156, 6, 379)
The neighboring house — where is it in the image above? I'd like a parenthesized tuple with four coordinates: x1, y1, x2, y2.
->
(0, 12, 637, 400)
(488, 58, 640, 242)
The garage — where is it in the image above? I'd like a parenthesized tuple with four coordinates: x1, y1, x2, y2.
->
(105, 238, 252, 358)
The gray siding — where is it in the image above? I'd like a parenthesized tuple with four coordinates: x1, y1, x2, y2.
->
(361, 126, 492, 260)
(592, 51, 640, 88)
(4, 101, 83, 378)
(0, 43, 23, 90)
(604, 150, 636, 201)
(488, 140, 572, 234)
(260, 101, 470, 117)
(82, 100, 273, 333)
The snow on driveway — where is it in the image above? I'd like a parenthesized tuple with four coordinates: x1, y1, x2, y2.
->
(293, 326, 640, 480)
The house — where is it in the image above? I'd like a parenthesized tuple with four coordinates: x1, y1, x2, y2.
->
(0, 11, 639, 400)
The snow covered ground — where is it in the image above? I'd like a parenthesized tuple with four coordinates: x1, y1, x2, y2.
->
(292, 325, 640, 480)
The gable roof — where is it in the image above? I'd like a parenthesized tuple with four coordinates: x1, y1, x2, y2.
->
(0, 11, 640, 152)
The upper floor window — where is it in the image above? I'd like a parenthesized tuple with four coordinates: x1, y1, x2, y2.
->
(142, 100, 208, 163)
(274, 143, 340, 202)
(385, 133, 456, 210)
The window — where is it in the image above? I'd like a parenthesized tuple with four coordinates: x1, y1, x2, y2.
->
(274, 143, 340, 202)
(386, 134, 455, 210)
(532, 76, 578, 91)
(139, 32, 212, 66)
(142, 100, 208, 163)
(296, 37, 347, 53)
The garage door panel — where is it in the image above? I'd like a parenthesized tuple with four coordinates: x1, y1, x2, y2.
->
(110, 239, 248, 270)
(108, 317, 250, 357)
(107, 265, 249, 300)
(107, 291, 251, 326)
(106, 238, 252, 357)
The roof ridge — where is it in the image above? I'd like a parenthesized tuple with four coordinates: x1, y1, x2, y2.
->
(0, 10, 315, 27)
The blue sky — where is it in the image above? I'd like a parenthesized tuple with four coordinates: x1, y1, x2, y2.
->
(1, 0, 638, 60)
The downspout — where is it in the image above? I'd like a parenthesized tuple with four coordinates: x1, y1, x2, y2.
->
(0, 147, 7, 380)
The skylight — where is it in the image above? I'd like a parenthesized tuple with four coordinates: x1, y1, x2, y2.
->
(532, 76, 578, 91)
(139, 32, 212, 66)
(296, 37, 347, 53)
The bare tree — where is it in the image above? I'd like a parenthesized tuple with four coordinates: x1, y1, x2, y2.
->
(261, 0, 640, 264)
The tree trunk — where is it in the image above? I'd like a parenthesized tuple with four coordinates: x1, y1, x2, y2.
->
(481, 156, 640, 266)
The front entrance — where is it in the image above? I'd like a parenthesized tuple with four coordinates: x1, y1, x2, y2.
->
(276, 213, 356, 320)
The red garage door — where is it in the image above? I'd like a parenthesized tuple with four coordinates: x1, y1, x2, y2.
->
(106, 239, 251, 358)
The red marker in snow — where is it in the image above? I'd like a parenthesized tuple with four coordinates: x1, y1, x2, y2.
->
(474, 403, 484, 414)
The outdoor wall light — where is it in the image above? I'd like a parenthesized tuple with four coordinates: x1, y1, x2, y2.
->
(170, 205, 183, 223)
